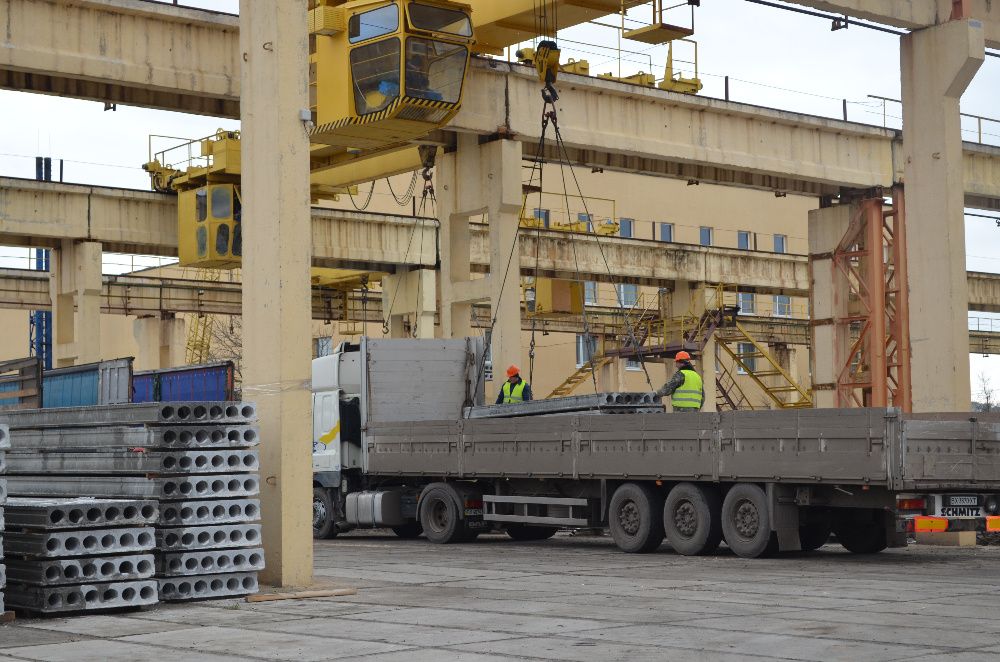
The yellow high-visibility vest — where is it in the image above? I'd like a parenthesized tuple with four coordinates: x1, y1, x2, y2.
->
(673, 369, 704, 409)
(502, 381, 527, 404)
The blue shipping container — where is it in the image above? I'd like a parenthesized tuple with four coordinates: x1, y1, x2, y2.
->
(132, 362, 235, 403)
(42, 358, 133, 408)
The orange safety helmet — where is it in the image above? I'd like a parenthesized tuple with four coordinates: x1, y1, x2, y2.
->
(506, 365, 520, 378)
(674, 351, 692, 363)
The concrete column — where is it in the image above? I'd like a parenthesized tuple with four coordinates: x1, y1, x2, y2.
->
(438, 135, 475, 341)
(382, 269, 436, 339)
(901, 19, 984, 411)
(239, 0, 313, 587)
(439, 136, 523, 384)
(698, 287, 718, 412)
(133, 315, 186, 371)
(808, 204, 853, 409)
(50, 240, 102, 368)
(487, 140, 525, 378)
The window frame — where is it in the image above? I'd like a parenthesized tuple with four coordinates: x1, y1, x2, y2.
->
(659, 223, 674, 242)
(699, 226, 713, 246)
(348, 3, 400, 44)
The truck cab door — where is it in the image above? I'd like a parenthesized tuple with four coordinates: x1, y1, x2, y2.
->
(313, 389, 342, 484)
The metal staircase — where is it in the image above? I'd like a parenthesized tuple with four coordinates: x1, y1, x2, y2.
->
(715, 320, 812, 409)
(716, 358, 758, 411)
(546, 356, 614, 399)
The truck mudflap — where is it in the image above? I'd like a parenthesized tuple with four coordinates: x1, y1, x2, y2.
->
(911, 515, 1000, 534)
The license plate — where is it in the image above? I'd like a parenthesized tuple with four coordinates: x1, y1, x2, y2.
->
(940, 507, 982, 517)
(945, 495, 979, 507)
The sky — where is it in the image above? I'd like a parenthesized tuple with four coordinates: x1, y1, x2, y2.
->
(0, 0, 998, 396)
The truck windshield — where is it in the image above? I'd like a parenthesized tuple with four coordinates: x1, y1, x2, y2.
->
(408, 3, 472, 37)
(405, 38, 467, 103)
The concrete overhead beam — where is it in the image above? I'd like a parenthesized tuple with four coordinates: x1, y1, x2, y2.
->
(0, 0, 240, 116)
(785, 1, 1000, 49)
(0, 178, 437, 270)
(3, 266, 998, 353)
(3, 177, 999, 296)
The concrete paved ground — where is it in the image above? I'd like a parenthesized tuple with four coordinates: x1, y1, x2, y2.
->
(1, 532, 999, 661)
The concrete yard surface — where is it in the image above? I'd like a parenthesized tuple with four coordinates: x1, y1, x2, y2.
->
(1, 532, 1000, 661)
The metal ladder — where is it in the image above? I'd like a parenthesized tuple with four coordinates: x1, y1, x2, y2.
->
(546, 356, 614, 399)
(714, 320, 812, 409)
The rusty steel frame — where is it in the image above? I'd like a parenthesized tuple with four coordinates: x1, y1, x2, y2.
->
(832, 186, 912, 411)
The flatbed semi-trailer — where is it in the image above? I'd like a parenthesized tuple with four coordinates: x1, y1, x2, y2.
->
(311, 338, 1000, 558)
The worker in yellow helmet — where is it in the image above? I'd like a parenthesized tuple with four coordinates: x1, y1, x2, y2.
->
(655, 351, 704, 412)
(497, 365, 533, 404)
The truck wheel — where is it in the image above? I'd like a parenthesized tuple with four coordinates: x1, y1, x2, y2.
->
(721, 483, 772, 558)
(419, 484, 469, 544)
(313, 488, 338, 540)
(506, 525, 558, 541)
(663, 482, 723, 556)
(833, 517, 887, 555)
(608, 482, 665, 553)
(391, 522, 424, 539)
(799, 522, 832, 552)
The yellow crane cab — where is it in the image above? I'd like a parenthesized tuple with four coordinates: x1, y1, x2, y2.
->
(309, 0, 475, 152)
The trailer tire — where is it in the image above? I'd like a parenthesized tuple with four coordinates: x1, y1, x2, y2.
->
(419, 484, 469, 544)
(609, 482, 665, 553)
(663, 483, 723, 556)
(506, 525, 558, 542)
(721, 483, 772, 559)
(391, 522, 424, 539)
(833, 516, 887, 555)
(312, 488, 338, 540)
(799, 522, 832, 552)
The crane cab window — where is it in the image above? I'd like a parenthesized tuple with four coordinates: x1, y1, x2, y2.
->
(349, 4, 399, 44)
(350, 38, 401, 114)
(407, 4, 472, 37)
(195, 189, 208, 222)
(211, 186, 231, 219)
(405, 38, 466, 103)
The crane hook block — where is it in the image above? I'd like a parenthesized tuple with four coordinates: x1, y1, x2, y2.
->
(533, 40, 561, 86)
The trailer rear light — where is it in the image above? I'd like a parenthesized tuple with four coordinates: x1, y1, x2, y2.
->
(897, 498, 926, 511)
(913, 516, 948, 533)
(904, 518, 915, 534)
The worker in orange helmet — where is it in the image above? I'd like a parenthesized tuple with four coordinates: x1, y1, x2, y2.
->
(654, 351, 704, 413)
(496, 365, 533, 404)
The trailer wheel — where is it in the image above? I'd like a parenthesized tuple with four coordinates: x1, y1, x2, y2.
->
(663, 483, 723, 556)
(391, 522, 424, 539)
(798, 521, 832, 552)
(833, 513, 887, 555)
(312, 488, 337, 540)
(721, 483, 772, 558)
(419, 484, 469, 544)
(506, 525, 558, 542)
(608, 482, 665, 553)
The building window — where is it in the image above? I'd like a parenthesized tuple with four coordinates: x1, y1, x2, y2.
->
(577, 213, 593, 232)
(533, 208, 550, 228)
(774, 234, 787, 254)
(700, 226, 713, 246)
(773, 294, 791, 317)
(738, 231, 752, 250)
(619, 218, 633, 238)
(617, 283, 638, 307)
(576, 334, 598, 367)
(584, 281, 598, 306)
(626, 358, 642, 371)
(314, 336, 333, 358)
(736, 342, 756, 374)
(737, 292, 756, 315)
(659, 223, 674, 242)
